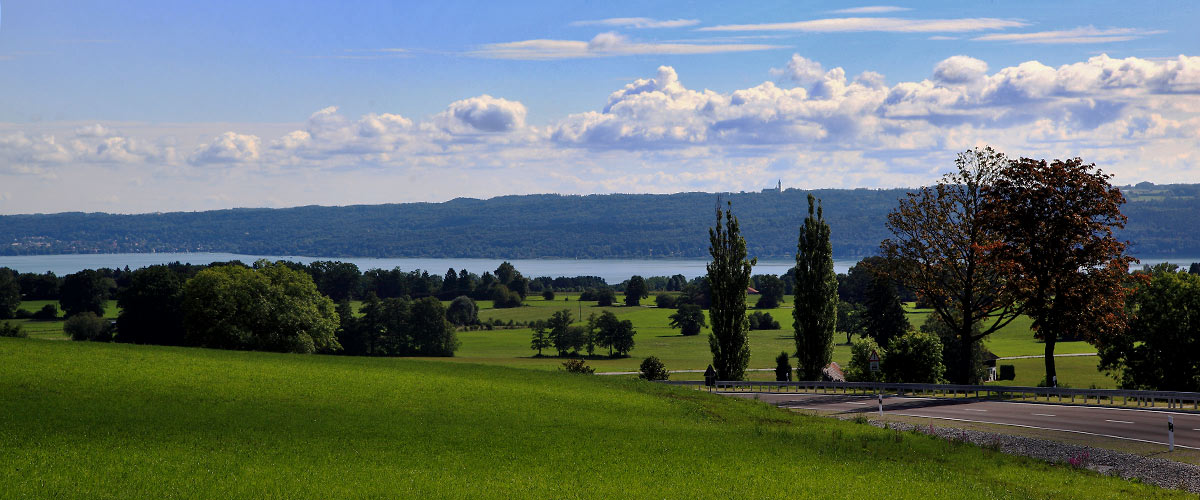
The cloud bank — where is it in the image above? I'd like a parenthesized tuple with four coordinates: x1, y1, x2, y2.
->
(2, 53, 1199, 213)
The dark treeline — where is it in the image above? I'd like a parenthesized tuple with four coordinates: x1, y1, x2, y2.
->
(2, 183, 1197, 259)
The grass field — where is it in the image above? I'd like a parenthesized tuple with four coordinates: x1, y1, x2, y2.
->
(0, 338, 1179, 499)
(1, 294, 1112, 387)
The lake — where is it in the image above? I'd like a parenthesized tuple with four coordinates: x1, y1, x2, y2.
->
(0, 253, 1193, 284)
(0, 253, 858, 283)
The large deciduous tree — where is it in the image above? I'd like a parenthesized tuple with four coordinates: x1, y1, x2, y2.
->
(882, 147, 1023, 384)
(182, 262, 341, 354)
(707, 202, 755, 380)
(624, 275, 648, 306)
(60, 269, 114, 318)
(793, 194, 837, 381)
(985, 156, 1133, 386)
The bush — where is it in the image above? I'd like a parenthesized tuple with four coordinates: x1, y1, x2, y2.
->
(561, 358, 594, 374)
(490, 285, 523, 309)
(31, 304, 59, 320)
(64, 312, 113, 342)
(541, 289, 555, 301)
(13, 309, 33, 319)
(639, 356, 669, 380)
(596, 288, 616, 307)
(654, 294, 677, 309)
(845, 337, 884, 382)
(0, 322, 26, 338)
(998, 364, 1016, 381)
(775, 351, 792, 381)
(748, 311, 781, 330)
(445, 296, 479, 326)
(882, 331, 945, 383)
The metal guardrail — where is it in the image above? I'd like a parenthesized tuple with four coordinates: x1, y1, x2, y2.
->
(660, 380, 1200, 410)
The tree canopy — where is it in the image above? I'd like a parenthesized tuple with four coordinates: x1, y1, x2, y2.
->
(707, 202, 755, 380)
(793, 194, 837, 381)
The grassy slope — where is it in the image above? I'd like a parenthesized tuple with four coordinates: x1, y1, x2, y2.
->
(0, 338, 1178, 499)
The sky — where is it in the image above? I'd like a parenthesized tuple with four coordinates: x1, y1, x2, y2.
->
(0, 0, 1198, 214)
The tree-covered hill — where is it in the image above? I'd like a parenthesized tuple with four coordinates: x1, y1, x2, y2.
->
(1, 183, 1197, 259)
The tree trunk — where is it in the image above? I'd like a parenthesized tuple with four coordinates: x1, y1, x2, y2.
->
(1044, 333, 1057, 387)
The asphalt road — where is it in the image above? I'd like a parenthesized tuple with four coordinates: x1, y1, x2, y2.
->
(727, 392, 1199, 450)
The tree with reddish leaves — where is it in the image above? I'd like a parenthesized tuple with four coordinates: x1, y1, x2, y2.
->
(984, 157, 1134, 386)
(881, 147, 1024, 384)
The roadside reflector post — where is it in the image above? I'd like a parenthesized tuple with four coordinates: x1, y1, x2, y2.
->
(1169, 416, 1175, 452)
(878, 393, 883, 417)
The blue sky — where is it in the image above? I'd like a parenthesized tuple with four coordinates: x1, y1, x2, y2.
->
(1, 1, 1198, 213)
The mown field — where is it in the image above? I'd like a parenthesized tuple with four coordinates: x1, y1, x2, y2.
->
(2, 292, 1110, 387)
(0, 338, 1177, 499)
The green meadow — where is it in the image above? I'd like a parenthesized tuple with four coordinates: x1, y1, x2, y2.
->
(2, 292, 1109, 386)
(0, 338, 1177, 499)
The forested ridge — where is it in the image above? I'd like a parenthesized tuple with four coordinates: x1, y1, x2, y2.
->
(2, 183, 1197, 259)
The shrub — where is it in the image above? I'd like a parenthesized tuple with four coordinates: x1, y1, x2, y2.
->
(14, 309, 33, 319)
(445, 296, 479, 326)
(748, 311, 780, 330)
(654, 293, 677, 309)
(882, 330, 945, 383)
(845, 337, 884, 382)
(775, 351, 792, 381)
(595, 288, 616, 307)
(639, 356, 669, 380)
(541, 289, 555, 301)
(490, 285, 523, 309)
(561, 358, 594, 374)
(998, 364, 1016, 381)
(31, 304, 59, 320)
(64, 312, 112, 342)
(0, 322, 26, 338)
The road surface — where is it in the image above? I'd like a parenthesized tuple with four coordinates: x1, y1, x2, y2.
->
(728, 392, 1199, 450)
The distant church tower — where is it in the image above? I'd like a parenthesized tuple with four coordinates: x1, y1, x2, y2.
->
(776, 179, 782, 193)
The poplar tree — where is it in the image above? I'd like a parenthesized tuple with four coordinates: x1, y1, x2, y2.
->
(793, 194, 837, 380)
(707, 202, 755, 380)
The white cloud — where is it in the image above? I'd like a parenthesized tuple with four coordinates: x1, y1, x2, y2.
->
(933, 55, 988, 84)
(973, 26, 1165, 44)
(830, 6, 912, 14)
(700, 17, 1027, 33)
(570, 17, 700, 29)
(439, 95, 528, 133)
(190, 132, 261, 164)
(469, 32, 783, 60)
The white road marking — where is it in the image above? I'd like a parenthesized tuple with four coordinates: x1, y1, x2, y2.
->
(963, 409, 988, 412)
(1105, 419, 1134, 424)
(848, 402, 868, 405)
(1032, 413, 1056, 417)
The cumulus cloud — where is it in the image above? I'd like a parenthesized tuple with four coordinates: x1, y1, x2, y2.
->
(700, 17, 1027, 33)
(973, 26, 1165, 44)
(440, 95, 528, 132)
(933, 56, 988, 84)
(190, 132, 261, 164)
(569, 17, 699, 29)
(469, 32, 782, 60)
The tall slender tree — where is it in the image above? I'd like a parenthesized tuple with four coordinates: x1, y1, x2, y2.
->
(793, 194, 838, 380)
(707, 201, 756, 380)
(882, 147, 1024, 383)
(985, 156, 1133, 386)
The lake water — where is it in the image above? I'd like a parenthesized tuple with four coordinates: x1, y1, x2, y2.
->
(0, 253, 858, 283)
(0, 253, 1193, 284)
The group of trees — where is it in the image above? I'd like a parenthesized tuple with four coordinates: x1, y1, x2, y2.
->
(529, 310, 636, 358)
(700, 146, 1150, 387)
(336, 295, 458, 356)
